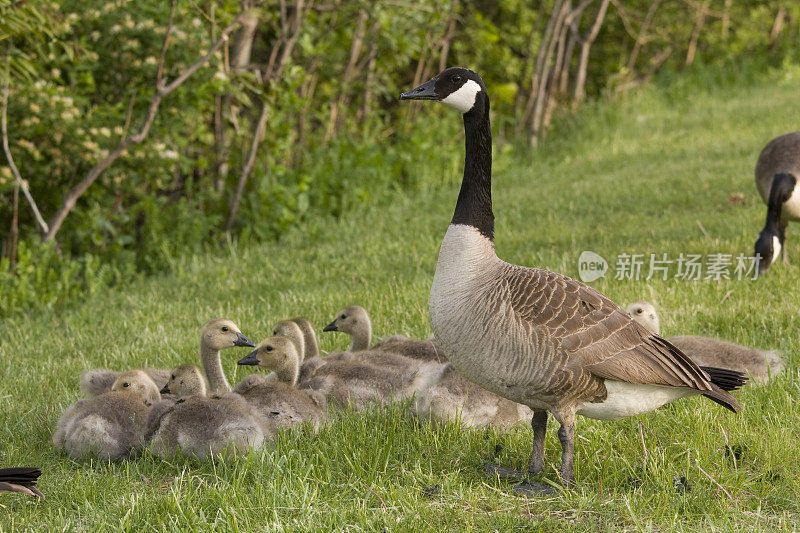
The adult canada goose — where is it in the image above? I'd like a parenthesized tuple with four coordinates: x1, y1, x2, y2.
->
(324, 305, 447, 363)
(415, 363, 534, 429)
(753, 131, 800, 273)
(400, 67, 747, 493)
(0, 467, 44, 499)
(53, 370, 161, 460)
(146, 364, 272, 457)
(626, 302, 785, 384)
(236, 336, 327, 431)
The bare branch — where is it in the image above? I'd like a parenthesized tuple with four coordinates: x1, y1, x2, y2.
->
(224, 103, 269, 233)
(225, 0, 311, 231)
(2, 48, 49, 235)
(43, 3, 260, 242)
(155, 0, 177, 86)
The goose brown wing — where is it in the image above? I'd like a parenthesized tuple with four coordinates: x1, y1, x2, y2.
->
(504, 265, 713, 391)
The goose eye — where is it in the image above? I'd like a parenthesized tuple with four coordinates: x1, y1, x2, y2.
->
(221, 326, 229, 332)
(452, 75, 461, 83)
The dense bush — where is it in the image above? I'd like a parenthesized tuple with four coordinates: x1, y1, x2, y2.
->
(0, 0, 797, 316)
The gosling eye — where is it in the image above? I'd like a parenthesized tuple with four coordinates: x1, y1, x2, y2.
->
(340, 314, 346, 320)
(171, 375, 176, 380)
(636, 309, 643, 314)
(266, 346, 274, 352)
(221, 326, 229, 332)
(122, 382, 130, 388)
(272, 329, 278, 335)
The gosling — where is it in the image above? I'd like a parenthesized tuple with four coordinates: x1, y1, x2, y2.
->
(324, 305, 447, 363)
(626, 301, 785, 384)
(146, 364, 272, 458)
(236, 335, 327, 431)
(53, 370, 160, 460)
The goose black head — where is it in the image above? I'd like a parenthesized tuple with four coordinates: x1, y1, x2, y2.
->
(754, 229, 782, 275)
(400, 67, 487, 115)
(754, 172, 796, 275)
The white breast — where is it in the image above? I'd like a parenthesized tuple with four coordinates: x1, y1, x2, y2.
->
(428, 225, 529, 397)
(576, 381, 696, 420)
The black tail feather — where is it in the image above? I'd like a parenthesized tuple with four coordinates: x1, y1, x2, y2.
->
(701, 366, 749, 391)
(0, 467, 41, 486)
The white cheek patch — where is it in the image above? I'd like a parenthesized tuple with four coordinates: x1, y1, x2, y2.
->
(441, 79, 482, 113)
(772, 235, 781, 264)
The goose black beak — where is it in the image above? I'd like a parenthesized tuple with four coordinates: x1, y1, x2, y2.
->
(160, 384, 171, 394)
(234, 332, 256, 347)
(238, 349, 260, 366)
(322, 320, 338, 332)
(400, 78, 438, 101)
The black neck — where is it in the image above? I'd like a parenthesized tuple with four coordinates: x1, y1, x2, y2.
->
(764, 172, 796, 235)
(451, 96, 494, 240)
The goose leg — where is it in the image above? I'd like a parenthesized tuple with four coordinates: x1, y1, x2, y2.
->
(528, 410, 548, 474)
(558, 423, 576, 488)
(485, 410, 548, 482)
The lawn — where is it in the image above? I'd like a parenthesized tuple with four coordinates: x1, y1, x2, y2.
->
(2, 71, 800, 531)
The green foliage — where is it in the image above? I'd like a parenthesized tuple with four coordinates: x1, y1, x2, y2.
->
(1, 0, 799, 317)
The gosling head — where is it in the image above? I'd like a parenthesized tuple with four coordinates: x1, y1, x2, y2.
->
(238, 335, 301, 385)
(111, 370, 161, 406)
(323, 305, 370, 335)
(625, 301, 660, 335)
(272, 320, 305, 357)
(400, 67, 488, 116)
(160, 364, 207, 398)
(202, 318, 255, 351)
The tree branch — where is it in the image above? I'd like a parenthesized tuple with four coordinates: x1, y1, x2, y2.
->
(2, 46, 49, 235)
(42, 2, 259, 242)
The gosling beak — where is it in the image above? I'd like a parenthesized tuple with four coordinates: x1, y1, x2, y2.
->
(238, 349, 260, 366)
(322, 320, 338, 332)
(400, 77, 438, 101)
(234, 332, 256, 347)
(160, 384, 171, 394)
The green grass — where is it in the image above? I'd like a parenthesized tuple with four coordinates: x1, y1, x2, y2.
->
(3, 72, 800, 530)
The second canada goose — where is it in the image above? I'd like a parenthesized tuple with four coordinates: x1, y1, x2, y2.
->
(0, 467, 44, 499)
(753, 131, 800, 273)
(626, 302, 786, 384)
(146, 364, 272, 457)
(236, 336, 327, 431)
(53, 370, 161, 460)
(400, 67, 747, 493)
(324, 305, 447, 363)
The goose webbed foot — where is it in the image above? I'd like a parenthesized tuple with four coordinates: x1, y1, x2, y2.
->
(510, 480, 558, 496)
(484, 463, 529, 480)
